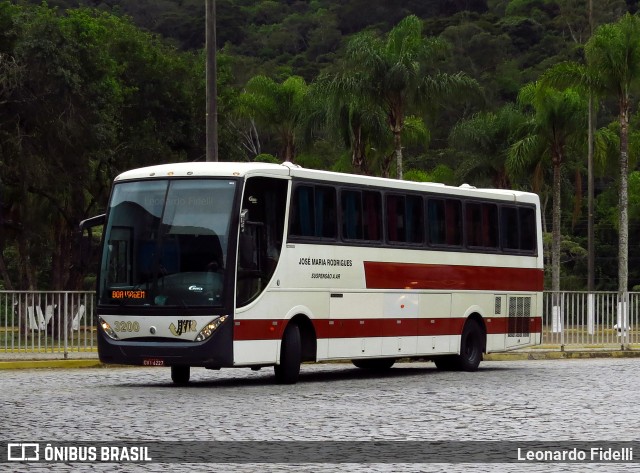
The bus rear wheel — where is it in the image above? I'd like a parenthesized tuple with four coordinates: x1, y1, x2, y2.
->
(434, 319, 484, 372)
(274, 323, 301, 384)
(352, 358, 395, 370)
(171, 365, 190, 385)
(457, 319, 483, 371)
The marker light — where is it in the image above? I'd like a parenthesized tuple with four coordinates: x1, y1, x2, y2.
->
(99, 317, 119, 340)
(195, 315, 228, 342)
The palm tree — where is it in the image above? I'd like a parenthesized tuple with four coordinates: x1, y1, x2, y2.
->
(508, 82, 587, 296)
(543, 13, 640, 294)
(345, 15, 480, 179)
(308, 71, 388, 174)
(237, 75, 308, 163)
(449, 104, 527, 189)
(586, 14, 640, 296)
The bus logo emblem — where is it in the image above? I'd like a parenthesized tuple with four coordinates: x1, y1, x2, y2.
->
(170, 320, 197, 336)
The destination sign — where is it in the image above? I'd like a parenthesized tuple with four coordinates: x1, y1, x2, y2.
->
(111, 290, 146, 300)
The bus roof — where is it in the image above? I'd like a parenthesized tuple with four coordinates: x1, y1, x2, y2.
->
(114, 161, 539, 205)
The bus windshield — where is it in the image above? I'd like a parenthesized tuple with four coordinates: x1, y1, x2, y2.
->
(98, 179, 237, 307)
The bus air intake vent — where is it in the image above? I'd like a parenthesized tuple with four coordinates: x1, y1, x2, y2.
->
(508, 296, 531, 337)
(494, 296, 502, 315)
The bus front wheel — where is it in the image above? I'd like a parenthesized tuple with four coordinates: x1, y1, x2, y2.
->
(274, 323, 301, 384)
(171, 365, 190, 385)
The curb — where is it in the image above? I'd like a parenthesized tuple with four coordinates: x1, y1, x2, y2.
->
(1, 350, 639, 370)
(0, 359, 104, 370)
(485, 350, 640, 361)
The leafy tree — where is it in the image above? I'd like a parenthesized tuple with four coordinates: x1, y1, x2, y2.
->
(508, 82, 587, 294)
(585, 13, 640, 294)
(548, 13, 640, 292)
(449, 104, 527, 188)
(344, 15, 481, 179)
(404, 164, 456, 184)
(308, 70, 388, 174)
(0, 4, 205, 289)
(237, 75, 308, 162)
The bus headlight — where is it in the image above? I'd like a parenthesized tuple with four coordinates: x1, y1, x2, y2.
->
(195, 315, 228, 342)
(99, 317, 119, 340)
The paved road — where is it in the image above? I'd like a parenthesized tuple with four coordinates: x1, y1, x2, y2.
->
(1, 359, 639, 472)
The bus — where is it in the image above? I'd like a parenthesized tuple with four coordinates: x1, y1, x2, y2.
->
(82, 162, 542, 384)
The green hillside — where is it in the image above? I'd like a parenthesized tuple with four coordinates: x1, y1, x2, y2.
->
(1, 0, 640, 291)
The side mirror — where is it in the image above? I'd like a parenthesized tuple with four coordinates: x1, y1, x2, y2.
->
(79, 214, 105, 269)
(79, 214, 105, 231)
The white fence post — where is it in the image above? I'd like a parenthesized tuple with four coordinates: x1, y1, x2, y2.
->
(587, 293, 595, 335)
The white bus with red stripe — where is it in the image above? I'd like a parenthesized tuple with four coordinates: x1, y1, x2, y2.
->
(86, 162, 542, 384)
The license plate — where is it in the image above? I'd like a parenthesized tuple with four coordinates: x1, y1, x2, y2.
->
(143, 358, 164, 366)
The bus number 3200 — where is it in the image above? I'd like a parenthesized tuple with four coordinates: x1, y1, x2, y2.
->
(113, 321, 140, 332)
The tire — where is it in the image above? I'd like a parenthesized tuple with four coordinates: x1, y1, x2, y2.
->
(456, 319, 484, 371)
(434, 319, 484, 372)
(352, 358, 395, 370)
(274, 323, 301, 384)
(171, 365, 190, 385)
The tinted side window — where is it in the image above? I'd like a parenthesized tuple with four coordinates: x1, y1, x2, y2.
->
(501, 206, 519, 250)
(290, 185, 337, 239)
(291, 186, 314, 237)
(466, 202, 498, 249)
(387, 195, 423, 244)
(501, 205, 537, 252)
(519, 207, 536, 251)
(341, 189, 381, 241)
(315, 186, 337, 238)
(427, 198, 462, 246)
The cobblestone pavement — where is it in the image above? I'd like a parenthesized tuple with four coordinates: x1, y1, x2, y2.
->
(1, 359, 639, 472)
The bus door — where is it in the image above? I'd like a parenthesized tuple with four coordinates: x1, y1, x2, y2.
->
(236, 177, 287, 307)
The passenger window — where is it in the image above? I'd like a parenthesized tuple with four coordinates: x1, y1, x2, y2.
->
(501, 205, 537, 252)
(342, 190, 362, 239)
(520, 207, 536, 251)
(501, 206, 520, 250)
(387, 195, 423, 244)
(341, 189, 381, 241)
(465, 202, 498, 249)
(428, 198, 461, 246)
(290, 185, 337, 239)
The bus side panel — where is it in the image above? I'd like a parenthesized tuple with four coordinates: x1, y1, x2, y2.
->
(416, 293, 452, 355)
(327, 292, 384, 359)
(233, 340, 279, 366)
(379, 292, 418, 357)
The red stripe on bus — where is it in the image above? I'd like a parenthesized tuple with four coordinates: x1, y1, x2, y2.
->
(233, 320, 284, 341)
(233, 317, 542, 341)
(364, 262, 544, 292)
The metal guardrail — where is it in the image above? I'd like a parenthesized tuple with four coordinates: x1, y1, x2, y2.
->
(1, 290, 638, 355)
(0, 291, 95, 357)
(543, 291, 638, 349)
